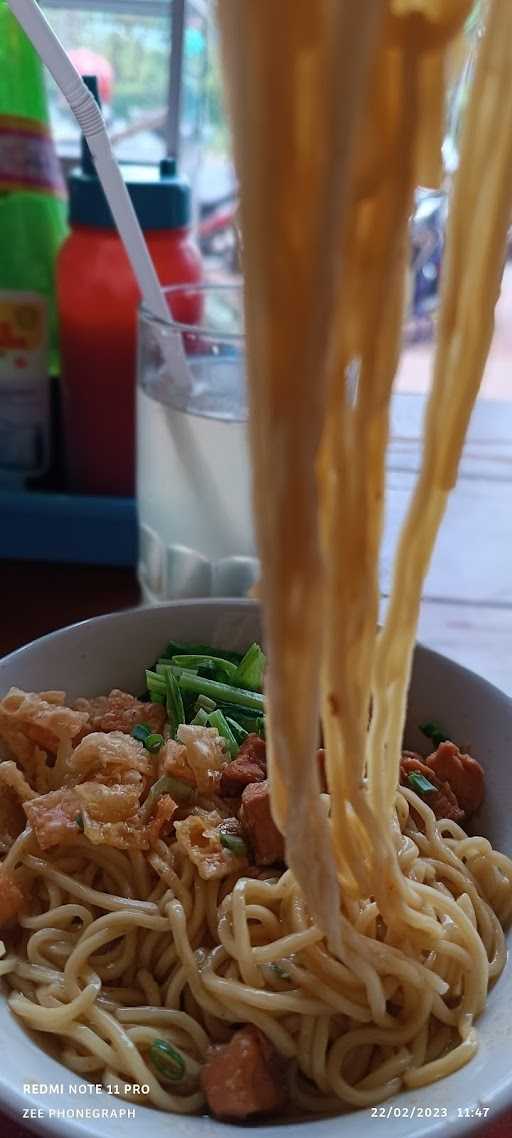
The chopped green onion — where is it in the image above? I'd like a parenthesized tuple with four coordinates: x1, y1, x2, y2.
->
(190, 707, 209, 727)
(208, 709, 239, 758)
(156, 662, 187, 679)
(195, 694, 217, 714)
(131, 723, 152, 743)
(215, 703, 264, 735)
(256, 715, 266, 739)
(171, 654, 238, 682)
(144, 732, 164, 754)
(420, 721, 448, 748)
(142, 774, 194, 819)
(233, 642, 266, 692)
(177, 672, 264, 713)
(149, 1039, 186, 1083)
(145, 671, 167, 706)
(219, 828, 248, 857)
(146, 668, 166, 685)
(407, 771, 437, 795)
(270, 962, 290, 980)
(75, 812, 85, 832)
(165, 669, 185, 738)
(166, 640, 243, 665)
(225, 716, 249, 744)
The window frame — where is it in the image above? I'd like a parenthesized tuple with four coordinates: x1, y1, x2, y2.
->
(44, 0, 204, 166)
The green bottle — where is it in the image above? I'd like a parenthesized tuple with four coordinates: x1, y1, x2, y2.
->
(0, 0, 67, 480)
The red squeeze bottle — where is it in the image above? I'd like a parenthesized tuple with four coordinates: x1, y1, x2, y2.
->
(57, 81, 202, 497)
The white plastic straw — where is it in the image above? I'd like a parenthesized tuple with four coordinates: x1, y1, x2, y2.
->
(7, 0, 172, 327)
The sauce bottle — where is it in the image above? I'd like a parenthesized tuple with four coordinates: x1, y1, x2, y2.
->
(57, 79, 203, 496)
(0, 0, 67, 484)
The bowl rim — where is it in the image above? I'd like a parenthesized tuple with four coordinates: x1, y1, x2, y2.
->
(0, 598, 511, 1138)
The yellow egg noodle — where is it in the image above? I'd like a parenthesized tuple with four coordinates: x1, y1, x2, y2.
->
(0, 0, 512, 1118)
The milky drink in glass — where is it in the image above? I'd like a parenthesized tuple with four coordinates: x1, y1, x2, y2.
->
(137, 284, 256, 600)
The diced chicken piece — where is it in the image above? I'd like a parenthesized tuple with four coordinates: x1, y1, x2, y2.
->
(175, 809, 248, 879)
(25, 780, 176, 851)
(81, 792, 177, 850)
(158, 739, 196, 788)
(75, 781, 140, 822)
(67, 731, 152, 786)
(200, 1025, 288, 1120)
(176, 724, 230, 794)
(426, 741, 484, 817)
(220, 734, 267, 796)
(0, 867, 25, 926)
(240, 780, 285, 865)
(0, 688, 88, 755)
(400, 753, 464, 823)
(24, 787, 83, 849)
(74, 690, 166, 737)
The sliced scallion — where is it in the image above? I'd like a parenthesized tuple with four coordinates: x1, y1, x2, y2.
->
(195, 694, 217, 714)
(131, 723, 152, 743)
(225, 716, 249, 745)
(177, 672, 264, 713)
(165, 669, 185, 738)
(190, 707, 209, 727)
(142, 774, 194, 819)
(420, 721, 448, 748)
(219, 828, 248, 857)
(145, 672, 166, 705)
(149, 1038, 186, 1083)
(171, 654, 237, 682)
(165, 640, 243, 665)
(407, 771, 437, 795)
(208, 709, 239, 758)
(144, 732, 164, 754)
(233, 642, 266, 692)
(270, 961, 290, 980)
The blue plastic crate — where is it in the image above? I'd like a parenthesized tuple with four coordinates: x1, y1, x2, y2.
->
(0, 490, 137, 567)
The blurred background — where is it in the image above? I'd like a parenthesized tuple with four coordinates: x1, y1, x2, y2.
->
(1, 0, 512, 694)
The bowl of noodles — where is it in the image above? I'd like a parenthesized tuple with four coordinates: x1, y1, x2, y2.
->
(0, 599, 511, 1138)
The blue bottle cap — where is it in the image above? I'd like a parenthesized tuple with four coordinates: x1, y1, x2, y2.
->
(68, 76, 191, 231)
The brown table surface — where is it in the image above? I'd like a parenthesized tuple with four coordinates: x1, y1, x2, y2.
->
(0, 559, 511, 1137)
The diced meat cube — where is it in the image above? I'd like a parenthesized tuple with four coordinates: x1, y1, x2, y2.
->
(426, 741, 484, 817)
(0, 867, 24, 926)
(75, 690, 166, 737)
(400, 753, 464, 823)
(200, 1025, 288, 1120)
(220, 734, 267, 796)
(240, 779, 285, 865)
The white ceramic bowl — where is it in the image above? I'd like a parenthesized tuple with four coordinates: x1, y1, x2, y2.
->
(0, 599, 511, 1138)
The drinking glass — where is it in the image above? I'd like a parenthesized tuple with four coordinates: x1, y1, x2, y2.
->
(137, 283, 258, 601)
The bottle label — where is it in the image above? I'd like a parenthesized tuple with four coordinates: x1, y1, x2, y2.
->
(0, 291, 50, 478)
(0, 114, 65, 197)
